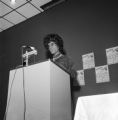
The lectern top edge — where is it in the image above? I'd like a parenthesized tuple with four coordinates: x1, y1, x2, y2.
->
(10, 59, 49, 71)
(10, 59, 70, 76)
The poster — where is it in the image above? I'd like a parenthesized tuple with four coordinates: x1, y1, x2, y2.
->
(95, 65, 110, 83)
(77, 70, 85, 86)
(106, 46, 118, 65)
(82, 52, 95, 69)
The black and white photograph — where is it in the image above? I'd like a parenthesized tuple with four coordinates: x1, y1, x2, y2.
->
(0, 0, 118, 120)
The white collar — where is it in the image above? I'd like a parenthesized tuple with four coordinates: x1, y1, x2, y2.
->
(53, 54, 63, 61)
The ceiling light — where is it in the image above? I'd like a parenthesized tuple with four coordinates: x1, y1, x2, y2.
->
(10, 0, 16, 5)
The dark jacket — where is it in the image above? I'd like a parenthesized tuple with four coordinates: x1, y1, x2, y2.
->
(52, 55, 78, 86)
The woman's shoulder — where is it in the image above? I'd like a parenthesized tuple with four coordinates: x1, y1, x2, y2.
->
(60, 55, 74, 66)
(60, 55, 71, 61)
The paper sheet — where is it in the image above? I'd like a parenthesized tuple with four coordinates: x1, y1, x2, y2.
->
(106, 46, 118, 65)
(77, 70, 85, 86)
(95, 65, 110, 83)
(82, 52, 95, 69)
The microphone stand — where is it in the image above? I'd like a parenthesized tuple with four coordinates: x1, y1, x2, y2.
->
(21, 46, 24, 66)
(21, 47, 29, 67)
(21, 46, 37, 66)
(25, 51, 29, 67)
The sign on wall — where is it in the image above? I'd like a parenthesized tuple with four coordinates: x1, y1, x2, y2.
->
(106, 46, 118, 65)
(82, 52, 95, 70)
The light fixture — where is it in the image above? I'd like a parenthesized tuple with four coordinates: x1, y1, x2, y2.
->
(10, 0, 16, 5)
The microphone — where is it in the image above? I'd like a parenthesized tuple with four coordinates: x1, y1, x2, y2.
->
(21, 45, 35, 50)
(30, 46, 35, 50)
(21, 45, 26, 48)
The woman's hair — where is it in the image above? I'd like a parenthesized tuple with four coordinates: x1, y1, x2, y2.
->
(43, 33, 66, 59)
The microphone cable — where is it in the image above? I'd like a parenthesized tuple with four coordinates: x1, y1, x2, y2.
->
(22, 66, 26, 120)
(21, 46, 27, 120)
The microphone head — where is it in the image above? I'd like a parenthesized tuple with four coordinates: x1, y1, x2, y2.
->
(21, 45, 36, 50)
(22, 45, 26, 48)
(30, 46, 35, 50)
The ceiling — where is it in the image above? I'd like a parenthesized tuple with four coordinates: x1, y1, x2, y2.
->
(0, 0, 58, 33)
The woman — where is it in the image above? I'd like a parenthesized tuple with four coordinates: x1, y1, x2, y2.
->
(43, 33, 80, 117)
(43, 33, 78, 84)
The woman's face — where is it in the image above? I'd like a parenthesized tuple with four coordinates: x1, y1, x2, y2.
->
(48, 41, 59, 55)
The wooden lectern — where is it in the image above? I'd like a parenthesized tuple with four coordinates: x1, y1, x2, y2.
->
(6, 60, 72, 120)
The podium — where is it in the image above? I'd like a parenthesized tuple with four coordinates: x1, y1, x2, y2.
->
(6, 60, 72, 120)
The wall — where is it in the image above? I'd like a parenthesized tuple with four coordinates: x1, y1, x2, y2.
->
(0, 33, 4, 119)
(0, 0, 118, 119)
